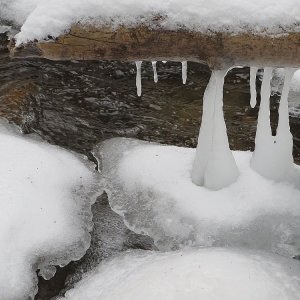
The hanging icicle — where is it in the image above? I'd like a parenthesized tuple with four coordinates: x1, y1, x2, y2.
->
(135, 61, 142, 97)
(251, 67, 296, 180)
(250, 67, 258, 108)
(191, 68, 239, 190)
(152, 61, 158, 83)
(182, 61, 187, 84)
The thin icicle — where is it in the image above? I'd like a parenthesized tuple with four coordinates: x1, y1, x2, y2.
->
(192, 68, 239, 190)
(251, 67, 295, 180)
(182, 61, 187, 84)
(250, 67, 258, 108)
(152, 61, 158, 83)
(135, 61, 142, 97)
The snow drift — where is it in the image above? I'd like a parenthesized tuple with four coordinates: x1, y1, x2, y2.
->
(0, 120, 100, 300)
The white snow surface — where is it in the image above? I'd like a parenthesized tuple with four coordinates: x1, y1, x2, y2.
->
(96, 138, 300, 255)
(1, 0, 300, 45)
(62, 248, 300, 300)
(0, 121, 100, 300)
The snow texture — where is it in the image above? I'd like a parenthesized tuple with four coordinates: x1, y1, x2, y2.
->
(61, 248, 300, 300)
(96, 137, 300, 255)
(0, 120, 100, 300)
(1, 0, 300, 45)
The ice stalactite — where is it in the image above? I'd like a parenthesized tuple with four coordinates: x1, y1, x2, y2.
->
(152, 61, 158, 83)
(162, 61, 167, 64)
(135, 61, 142, 96)
(191, 69, 239, 190)
(182, 61, 187, 84)
(250, 67, 258, 108)
(251, 67, 295, 180)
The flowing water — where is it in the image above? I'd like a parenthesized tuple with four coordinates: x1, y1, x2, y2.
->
(1, 43, 300, 298)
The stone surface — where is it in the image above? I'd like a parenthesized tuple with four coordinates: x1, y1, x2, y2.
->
(11, 25, 300, 68)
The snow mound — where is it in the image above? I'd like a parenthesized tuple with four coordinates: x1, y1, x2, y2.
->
(96, 138, 300, 256)
(0, 120, 100, 300)
(62, 248, 300, 300)
(1, 0, 300, 45)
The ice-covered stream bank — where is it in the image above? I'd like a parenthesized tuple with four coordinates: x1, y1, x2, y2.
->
(1, 50, 300, 298)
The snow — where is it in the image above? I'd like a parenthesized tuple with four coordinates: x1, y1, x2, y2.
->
(191, 69, 239, 190)
(61, 248, 300, 300)
(96, 137, 300, 255)
(0, 120, 100, 300)
(1, 0, 300, 45)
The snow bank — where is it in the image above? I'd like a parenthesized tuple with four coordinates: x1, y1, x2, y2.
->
(1, 0, 300, 45)
(0, 120, 100, 300)
(96, 138, 300, 255)
(62, 248, 300, 300)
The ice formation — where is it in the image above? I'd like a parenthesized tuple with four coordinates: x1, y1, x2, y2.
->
(0, 120, 100, 300)
(272, 69, 300, 118)
(96, 137, 300, 254)
(191, 68, 239, 190)
(152, 61, 158, 83)
(250, 67, 258, 108)
(251, 68, 296, 180)
(61, 248, 300, 300)
(182, 61, 187, 84)
(135, 61, 142, 97)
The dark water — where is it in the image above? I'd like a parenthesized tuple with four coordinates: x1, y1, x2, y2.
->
(1, 47, 300, 299)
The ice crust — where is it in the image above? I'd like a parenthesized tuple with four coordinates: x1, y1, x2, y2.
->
(1, 0, 300, 45)
(61, 248, 300, 300)
(96, 137, 300, 255)
(0, 120, 100, 300)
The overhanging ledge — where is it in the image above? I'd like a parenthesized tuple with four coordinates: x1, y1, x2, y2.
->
(10, 25, 300, 69)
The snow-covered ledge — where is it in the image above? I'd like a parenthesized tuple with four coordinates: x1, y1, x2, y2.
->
(10, 25, 300, 68)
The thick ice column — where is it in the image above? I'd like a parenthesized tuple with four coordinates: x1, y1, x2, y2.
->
(250, 67, 258, 108)
(135, 61, 142, 96)
(191, 69, 239, 190)
(251, 68, 295, 180)
(182, 61, 187, 84)
(152, 61, 158, 83)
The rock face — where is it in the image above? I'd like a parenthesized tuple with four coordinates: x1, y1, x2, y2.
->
(11, 25, 300, 68)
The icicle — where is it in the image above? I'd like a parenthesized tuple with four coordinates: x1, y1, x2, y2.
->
(191, 68, 239, 190)
(135, 61, 142, 97)
(152, 61, 158, 83)
(182, 61, 187, 84)
(162, 61, 167, 64)
(251, 67, 295, 180)
(250, 67, 258, 108)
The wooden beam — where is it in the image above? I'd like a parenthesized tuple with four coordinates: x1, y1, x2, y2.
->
(10, 25, 300, 68)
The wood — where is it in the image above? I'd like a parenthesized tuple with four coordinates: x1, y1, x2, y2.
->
(10, 25, 300, 68)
